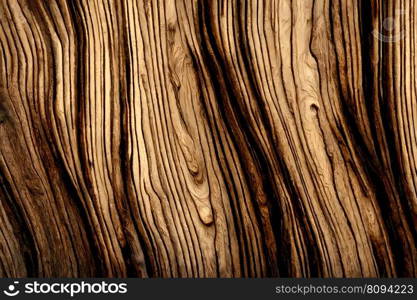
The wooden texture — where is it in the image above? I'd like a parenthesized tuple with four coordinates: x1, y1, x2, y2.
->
(0, 0, 417, 277)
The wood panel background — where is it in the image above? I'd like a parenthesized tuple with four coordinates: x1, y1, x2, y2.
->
(0, 0, 416, 277)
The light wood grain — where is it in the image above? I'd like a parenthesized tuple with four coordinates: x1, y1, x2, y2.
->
(0, 0, 416, 277)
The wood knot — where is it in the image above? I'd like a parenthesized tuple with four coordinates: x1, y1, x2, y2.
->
(198, 206, 214, 226)
(310, 103, 319, 114)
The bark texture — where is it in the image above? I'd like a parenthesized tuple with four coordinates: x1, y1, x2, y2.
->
(0, 0, 417, 277)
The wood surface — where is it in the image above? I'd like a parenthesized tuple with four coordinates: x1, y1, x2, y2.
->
(0, 0, 416, 277)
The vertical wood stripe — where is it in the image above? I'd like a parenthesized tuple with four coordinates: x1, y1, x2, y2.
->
(0, 0, 416, 277)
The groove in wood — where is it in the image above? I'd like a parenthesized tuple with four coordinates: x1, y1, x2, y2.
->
(0, 0, 416, 277)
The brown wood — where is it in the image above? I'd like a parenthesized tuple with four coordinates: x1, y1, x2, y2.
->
(0, 0, 416, 277)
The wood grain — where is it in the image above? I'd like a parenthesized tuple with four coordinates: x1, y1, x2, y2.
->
(0, 0, 416, 277)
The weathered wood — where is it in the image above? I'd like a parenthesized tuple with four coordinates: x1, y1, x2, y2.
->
(0, 0, 416, 277)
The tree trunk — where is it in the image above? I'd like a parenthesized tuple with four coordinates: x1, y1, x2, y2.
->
(0, 0, 416, 277)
